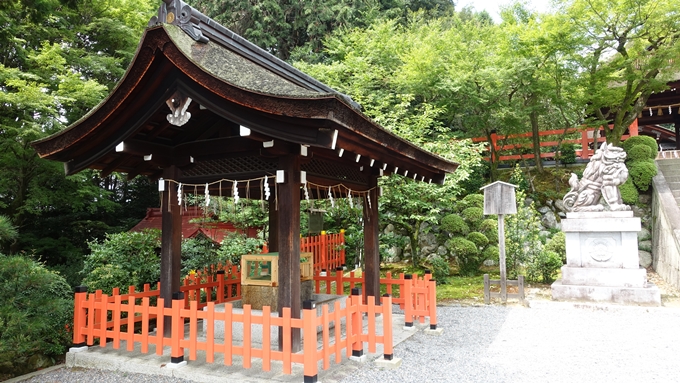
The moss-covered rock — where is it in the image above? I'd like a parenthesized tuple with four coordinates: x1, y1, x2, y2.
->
(628, 159, 657, 191)
(440, 214, 469, 236)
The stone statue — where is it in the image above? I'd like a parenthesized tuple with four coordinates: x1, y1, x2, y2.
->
(562, 142, 630, 212)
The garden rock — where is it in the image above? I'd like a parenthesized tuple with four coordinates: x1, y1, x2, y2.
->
(418, 233, 437, 252)
(437, 245, 448, 256)
(384, 224, 394, 234)
(483, 259, 496, 266)
(558, 212, 566, 218)
(537, 206, 551, 214)
(540, 210, 559, 230)
(386, 246, 402, 262)
(639, 240, 652, 252)
(554, 199, 566, 212)
(638, 227, 651, 241)
(539, 230, 551, 239)
(638, 194, 652, 205)
(525, 197, 534, 207)
(638, 250, 652, 268)
(631, 205, 646, 218)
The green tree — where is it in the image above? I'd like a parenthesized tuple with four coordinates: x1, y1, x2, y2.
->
(561, 0, 680, 145)
(0, 0, 158, 263)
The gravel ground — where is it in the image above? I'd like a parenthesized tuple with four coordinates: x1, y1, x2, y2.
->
(341, 303, 680, 383)
(15, 302, 680, 383)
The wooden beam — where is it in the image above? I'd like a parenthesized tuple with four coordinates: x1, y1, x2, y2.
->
(277, 154, 301, 352)
(160, 166, 182, 337)
(363, 174, 380, 305)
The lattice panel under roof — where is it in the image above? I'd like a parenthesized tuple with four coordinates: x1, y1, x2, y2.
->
(302, 158, 367, 184)
(183, 156, 277, 177)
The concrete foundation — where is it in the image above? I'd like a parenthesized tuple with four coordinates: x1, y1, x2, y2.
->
(202, 293, 347, 343)
(552, 211, 660, 305)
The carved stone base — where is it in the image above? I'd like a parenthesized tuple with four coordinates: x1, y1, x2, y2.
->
(242, 280, 313, 311)
(551, 281, 661, 306)
(551, 212, 660, 306)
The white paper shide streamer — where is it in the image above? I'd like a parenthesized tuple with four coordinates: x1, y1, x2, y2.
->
(304, 181, 310, 204)
(328, 186, 335, 208)
(264, 175, 270, 200)
(177, 183, 183, 206)
(348, 189, 353, 209)
(204, 183, 210, 207)
(233, 180, 239, 205)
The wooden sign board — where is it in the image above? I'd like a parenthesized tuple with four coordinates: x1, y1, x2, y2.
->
(480, 181, 518, 215)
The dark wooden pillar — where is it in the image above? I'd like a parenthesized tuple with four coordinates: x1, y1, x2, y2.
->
(277, 154, 301, 351)
(161, 166, 182, 336)
(675, 118, 680, 150)
(268, 201, 279, 252)
(363, 174, 380, 305)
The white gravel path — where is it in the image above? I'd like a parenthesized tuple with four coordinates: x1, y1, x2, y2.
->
(342, 303, 680, 383)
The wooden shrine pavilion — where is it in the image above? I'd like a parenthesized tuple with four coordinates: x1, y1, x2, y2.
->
(32, 0, 457, 352)
(637, 79, 680, 149)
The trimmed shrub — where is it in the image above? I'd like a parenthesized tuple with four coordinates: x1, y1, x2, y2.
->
(620, 178, 639, 205)
(628, 159, 657, 191)
(482, 245, 500, 263)
(527, 250, 563, 283)
(446, 237, 481, 276)
(626, 145, 652, 162)
(467, 231, 489, 249)
(558, 143, 577, 165)
(0, 255, 72, 377)
(215, 231, 264, 266)
(544, 232, 567, 261)
(441, 214, 469, 236)
(622, 135, 658, 159)
(461, 194, 484, 209)
(461, 207, 484, 228)
(81, 229, 161, 294)
(479, 219, 498, 243)
(428, 256, 451, 283)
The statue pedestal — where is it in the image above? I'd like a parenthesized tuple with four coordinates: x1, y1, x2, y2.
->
(551, 211, 660, 305)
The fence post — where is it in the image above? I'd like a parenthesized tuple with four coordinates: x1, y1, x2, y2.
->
(403, 275, 413, 328)
(483, 274, 490, 304)
(302, 300, 318, 383)
(72, 286, 88, 348)
(381, 294, 394, 360)
(350, 288, 364, 360)
(170, 291, 185, 366)
(339, 229, 346, 268)
(335, 266, 344, 295)
(580, 129, 590, 159)
(428, 279, 437, 330)
(320, 231, 328, 272)
(216, 270, 225, 303)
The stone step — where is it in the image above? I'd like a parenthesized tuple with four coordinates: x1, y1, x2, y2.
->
(672, 190, 680, 198)
(658, 165, 680, 171)
(663, 175, 680, 183)
(668, 182, 680, 190)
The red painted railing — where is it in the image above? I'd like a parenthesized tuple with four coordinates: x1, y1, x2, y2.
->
(72, 288, 393, 380)
(471, 120, 639, 162)
(313, 269, 437, 327)
(300, 231, 346, 273)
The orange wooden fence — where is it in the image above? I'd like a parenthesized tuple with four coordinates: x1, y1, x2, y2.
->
(471, 120, 639, 162)
(313, 269, 438, 329)
(300, 231, 346, 273)
(72, 287, 393, 381)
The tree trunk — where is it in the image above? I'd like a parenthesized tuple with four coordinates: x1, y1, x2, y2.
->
(530, 109, 543, 172)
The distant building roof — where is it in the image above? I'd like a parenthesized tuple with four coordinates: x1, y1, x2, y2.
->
(130, 206, 258, 243)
